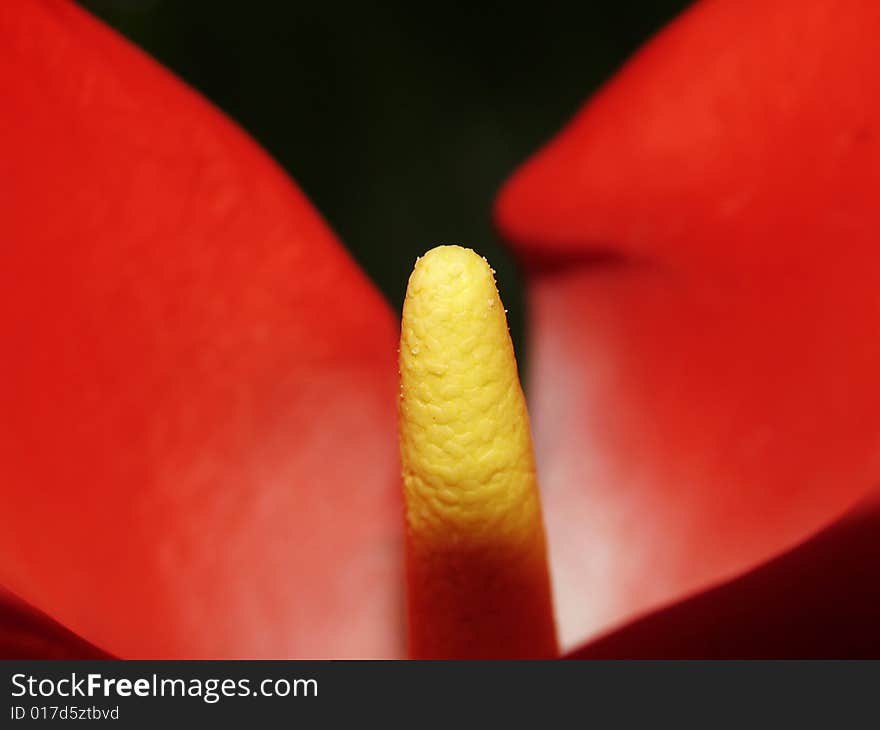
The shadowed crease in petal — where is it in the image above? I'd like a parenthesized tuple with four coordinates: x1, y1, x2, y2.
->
(567, 488, 880, 659)
(0, 589, 113, 659)
(496, 0, 880, 651)
(0, 0, 402, 659)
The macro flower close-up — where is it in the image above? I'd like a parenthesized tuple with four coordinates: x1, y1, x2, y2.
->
(3, 0, 880, 660)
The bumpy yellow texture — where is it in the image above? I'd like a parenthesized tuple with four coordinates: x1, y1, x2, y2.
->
(398, 245, 544, 552)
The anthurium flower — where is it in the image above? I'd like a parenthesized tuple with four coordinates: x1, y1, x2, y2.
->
(2, 0, 879, 660)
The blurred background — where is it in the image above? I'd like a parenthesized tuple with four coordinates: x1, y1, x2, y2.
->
(77, 0, 691, 359)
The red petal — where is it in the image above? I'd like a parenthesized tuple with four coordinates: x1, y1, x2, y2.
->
(566, 490, 880, 658)
(0, 0, 402, 658)
(496, 0, 880, 650)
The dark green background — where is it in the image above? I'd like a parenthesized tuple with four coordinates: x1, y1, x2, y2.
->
(77, 0, 691, 356)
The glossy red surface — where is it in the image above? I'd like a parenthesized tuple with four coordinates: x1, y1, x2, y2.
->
(0, 0, 403, 659)
(496, 0, 880, 650)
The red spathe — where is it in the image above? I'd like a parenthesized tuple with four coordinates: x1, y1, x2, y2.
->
(497, 0, 880, 650)
(0, 0, 403, 659)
